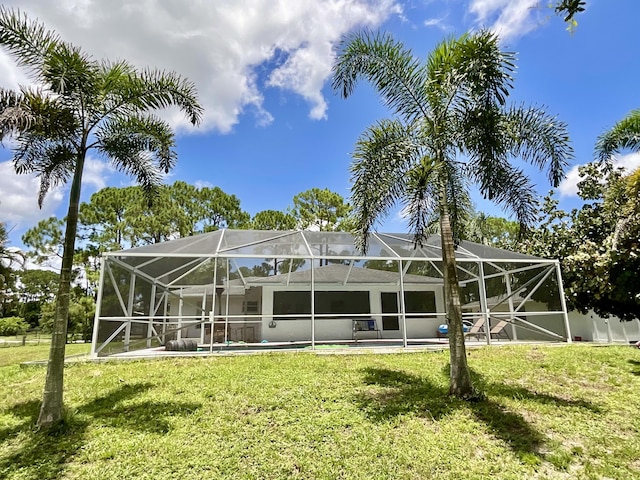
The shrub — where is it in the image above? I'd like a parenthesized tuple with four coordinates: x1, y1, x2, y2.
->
(0, 316, 30, 336)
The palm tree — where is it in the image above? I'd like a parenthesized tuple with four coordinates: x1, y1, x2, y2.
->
(0, 8, 203, 427)
(595, 109, 640, 161)
(595, 109, 640, 250)
(332, 30, 572, 398)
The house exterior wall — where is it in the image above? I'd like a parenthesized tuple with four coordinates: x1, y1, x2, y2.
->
(259, 284, 444, 343)
(171, 292, 252, 342)
(175, 291, 639, 345)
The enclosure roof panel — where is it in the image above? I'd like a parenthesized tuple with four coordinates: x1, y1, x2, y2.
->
(107, 229, 545, 261)
(245, 264, 441, 285)
(112, 229, 224, 256)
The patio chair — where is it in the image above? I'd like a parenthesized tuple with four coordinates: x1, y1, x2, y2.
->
(464, 317, 486, 341)
(463, 317, 511, 341)
(489, 320, 510, 340)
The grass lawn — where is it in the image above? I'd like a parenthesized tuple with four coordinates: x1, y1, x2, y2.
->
(1, 344, 639, 479)
(0, 343, 90, 368)
(0, 332, 52, 348)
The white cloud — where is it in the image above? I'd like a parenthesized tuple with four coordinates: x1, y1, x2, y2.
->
(0, 51, 30, 90)
(558, 152, 640, 198)
(0, 161, 64, 229)
(83, 157, 115, 191)
(0, 156, 115, 230)
(0, 0, 401, 133)
(468, 0, 542, 42)
(557, 164, 582, 197)
(424, 16, 452, 32)
(614, 151, 640, 171)
(194, 180, 215, 190)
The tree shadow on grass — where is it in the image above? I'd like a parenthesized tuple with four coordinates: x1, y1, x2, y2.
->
(355, 367, 600, 463)
(0, 382, 201, 480)
(629, 359, 640, 376)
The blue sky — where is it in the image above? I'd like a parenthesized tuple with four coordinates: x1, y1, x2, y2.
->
(1, 0, 639, 248)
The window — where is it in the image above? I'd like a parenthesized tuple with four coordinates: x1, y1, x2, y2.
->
(315, 291, 370, 315)
(404, 291, 436, 314)
(381, 292, 399, 330)
(242, 301, 259, 314)
(273, 291, 311, 318)
(273, 291, 371, 318)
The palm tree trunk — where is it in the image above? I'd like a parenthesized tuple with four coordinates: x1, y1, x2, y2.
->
(439, 183, 473, 397)
(37, 152, 85, 428)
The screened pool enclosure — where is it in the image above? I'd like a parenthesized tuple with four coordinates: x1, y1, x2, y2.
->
(90, 229, 572, 357)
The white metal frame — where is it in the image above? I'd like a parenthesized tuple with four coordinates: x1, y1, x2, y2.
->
(90, 230, 571, 357)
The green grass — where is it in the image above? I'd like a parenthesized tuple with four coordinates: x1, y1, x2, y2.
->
(1, 344, 639, 479)
(0, 332, 52, 347)
(0, 343, 90, 367)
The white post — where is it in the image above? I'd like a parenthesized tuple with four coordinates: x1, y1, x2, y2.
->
(124, 272, 136, 351)
(398, 260, 407, 348)
(224, 258, 230, 344)
(555, 261, 572, 343)
(162, 292, 168, 345)
(178, 288, 184, 341)
(90, 257, 106, 358)
(200, 286, 207, 344)
(477, 261, 491, 345)
(210, 257, 218, 353)
(505, 272, 518, 341)
(311, 258, 315, 350)
(146, 283, 157, 347)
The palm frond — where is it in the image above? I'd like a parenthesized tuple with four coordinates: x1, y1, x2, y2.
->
(22, 88, 79, 139)
(403, 159, 440, 246)
(454, 30, 515, 107)
(0, 88, 33, 140)
(42, 41, 98, 97)
(36, 155, 74, 207)
(427, 31, 515, 119)
(595, 109, 640, 162)
(442, 160, 472, 244)
(503, 105, 572, 187)
(0, 7, 60, 78)
(110, 151, 163, 206)
(332, 30, 431, 124)
(350, 119, 421, 252)
(97, 113, 177, 173)
(468, 157, 537, 228)
(97, 60, 136, 99)
(104, 68, 203, 127)
(97, 114, 176, 204)
(11, 135, 75, 206)
(457, 102, 506, 171)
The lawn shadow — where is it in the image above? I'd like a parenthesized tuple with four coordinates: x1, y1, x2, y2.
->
(77, 382, 201, 434)
(0, 382, 201, 480)
(629, 359, 640, 376)
(356, 366, 600, 462)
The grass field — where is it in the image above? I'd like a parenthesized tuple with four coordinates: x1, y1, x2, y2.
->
(1, 344, 639, 479)
(0, 332, 52, 348)
(0, 343, 90, 367)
